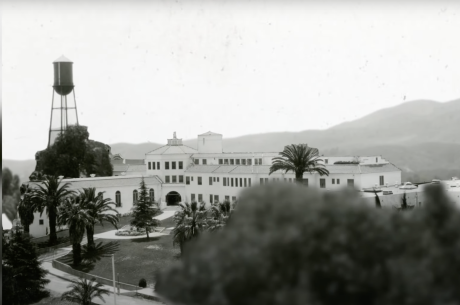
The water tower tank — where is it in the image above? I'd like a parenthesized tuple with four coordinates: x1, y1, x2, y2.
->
(53, 56, 74, 96)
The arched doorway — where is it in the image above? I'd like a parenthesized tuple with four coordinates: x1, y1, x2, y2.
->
(166, 191, 182, 206)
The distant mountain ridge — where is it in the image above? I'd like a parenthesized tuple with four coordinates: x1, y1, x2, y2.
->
(4, 99, 459, 183)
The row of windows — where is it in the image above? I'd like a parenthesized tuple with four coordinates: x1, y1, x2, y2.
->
(319, 178, 354, 188)
(260, 177, 297, 184)
(165, 175, 184, 183)
(190, 193, 237, 203)
(114, 189, 155, 207)
(222, 177, 252, 187)
(148, 161, 183, 170)
(193, 158, 263, 165)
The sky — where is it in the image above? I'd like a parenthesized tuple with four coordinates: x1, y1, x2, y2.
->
(2, 0, 460, 160)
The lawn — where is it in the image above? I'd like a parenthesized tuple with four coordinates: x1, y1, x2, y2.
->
(57, 216, 179, 288)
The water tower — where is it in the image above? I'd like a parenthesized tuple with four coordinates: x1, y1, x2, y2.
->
(48, 55, 80, 147)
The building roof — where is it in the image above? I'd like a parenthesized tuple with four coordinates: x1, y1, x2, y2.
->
(28, 175, 162, 188)
(198, 131, 222, 136)
(146, 144, 198, 155)
(191, 152, 280, 158)
(113, 165, 129, 172)
(359, 163, 401, 174)
(124, 159, 145, 165)
(126, 165, 146, 172)
(53, 55, 72, 63)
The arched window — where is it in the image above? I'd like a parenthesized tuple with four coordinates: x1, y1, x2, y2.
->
(149, 189, 155, 202)
(115, 191, 121, 207)
(98, 192, 104, 199)
(133, 190, 138, 203)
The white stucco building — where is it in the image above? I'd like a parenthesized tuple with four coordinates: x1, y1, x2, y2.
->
(24, 131, 406, 238)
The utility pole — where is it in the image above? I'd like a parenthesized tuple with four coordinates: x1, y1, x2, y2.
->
(112, 254, 116, 305)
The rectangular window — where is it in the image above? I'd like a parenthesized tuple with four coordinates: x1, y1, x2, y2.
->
(191, 194, 196, 201)
(247, 159, 252, 165)
(248, 179, 251, 187)
(179, 175, 184, 183)
(230, 159, 234, 165)
(224, 159, 229, 164)
(165, 162, 170, 170)
(198, 194, 203, 202)
(244, 178, 247, 187)
(172, 162, 176, 170)
(254, 159, 258, 165)
(217, 177, 219, 182)
(219, 159, 223, 165)
(337, 179, 340, 184)
(202, 159, 207, 165)
(157, 162, 160, 169)
(232, 196, 237, 202)
(179, 161, 183, 169)
(231, 178, 234, 187)
(242, 159, 246, 165)
(236, 159, 240, 165)
(320, 178, 326, 188)
(39, 219, 44, 225)
(194, 159, 199, 165)
(240, 178, 243, 187)
(186, 176, 190, 185)
(223, 178, 227, 186)
(148, 162, 151, 170)
(347, 179, 354, 187)
(153, 162, 156, 170)
(303, 179, 309, 186)
(325, 159, 328, 164)
(198, 177, 202, 185)
(259, 158, 262, 165)
(265, 178, 268, 183)
(165, 176, 170, 183)
(260, 178, 264, 184)
(172, 176, 177, 183)
(210, 194, 213, 204)
(332, 179, 335, 184)
(209, 177, 213, 185)
(191, 176, 194, 181)
(213, 177, 216, 182)
(380, 175, 384, 186)
(236, 178, 238, 187)
(225, 195, 230, 201)
(214, 195, 219, 203)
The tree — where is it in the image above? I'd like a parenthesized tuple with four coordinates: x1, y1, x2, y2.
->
(57, 197, 92, 266)
(130, 178, 161, 239)
(2, 231, 50, 304)
(2, 167, 21, 222)
(37, 125, 113, 178)
(30, 175, 74, 245)
(18, 184, 35, 234)
(61, 277, 110, 305)
(79, 188, 119, 251)
(206, 200, 234, 232)
(373, 189, 382, 208)
(269, 144, 329, 182)
(156, 184, 460, 305)
(172, 201, 208, 255)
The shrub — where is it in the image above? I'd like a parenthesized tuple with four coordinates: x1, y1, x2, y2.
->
(139, 278, 147, 288)
(156, 184, 460, 305)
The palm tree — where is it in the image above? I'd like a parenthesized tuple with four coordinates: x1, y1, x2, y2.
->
(207, 200, 233, 232)
(30, 176, 74, 245)
(172, 201, 207, 255)
(269, 144, 329, 183)
(61, 277, 110, 305)
(78, 188, 119, 252)
(18, 184, 35, 234)
(57, 197, 92, 266)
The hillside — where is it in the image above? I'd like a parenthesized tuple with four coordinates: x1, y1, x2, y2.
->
(4, 99, 459, 183)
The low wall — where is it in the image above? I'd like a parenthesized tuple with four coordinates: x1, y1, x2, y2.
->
(52, 259, 140, 291)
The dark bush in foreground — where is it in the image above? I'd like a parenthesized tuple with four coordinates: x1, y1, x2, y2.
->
(139, 278, 147, 288)
(156, 184, 460, 305)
